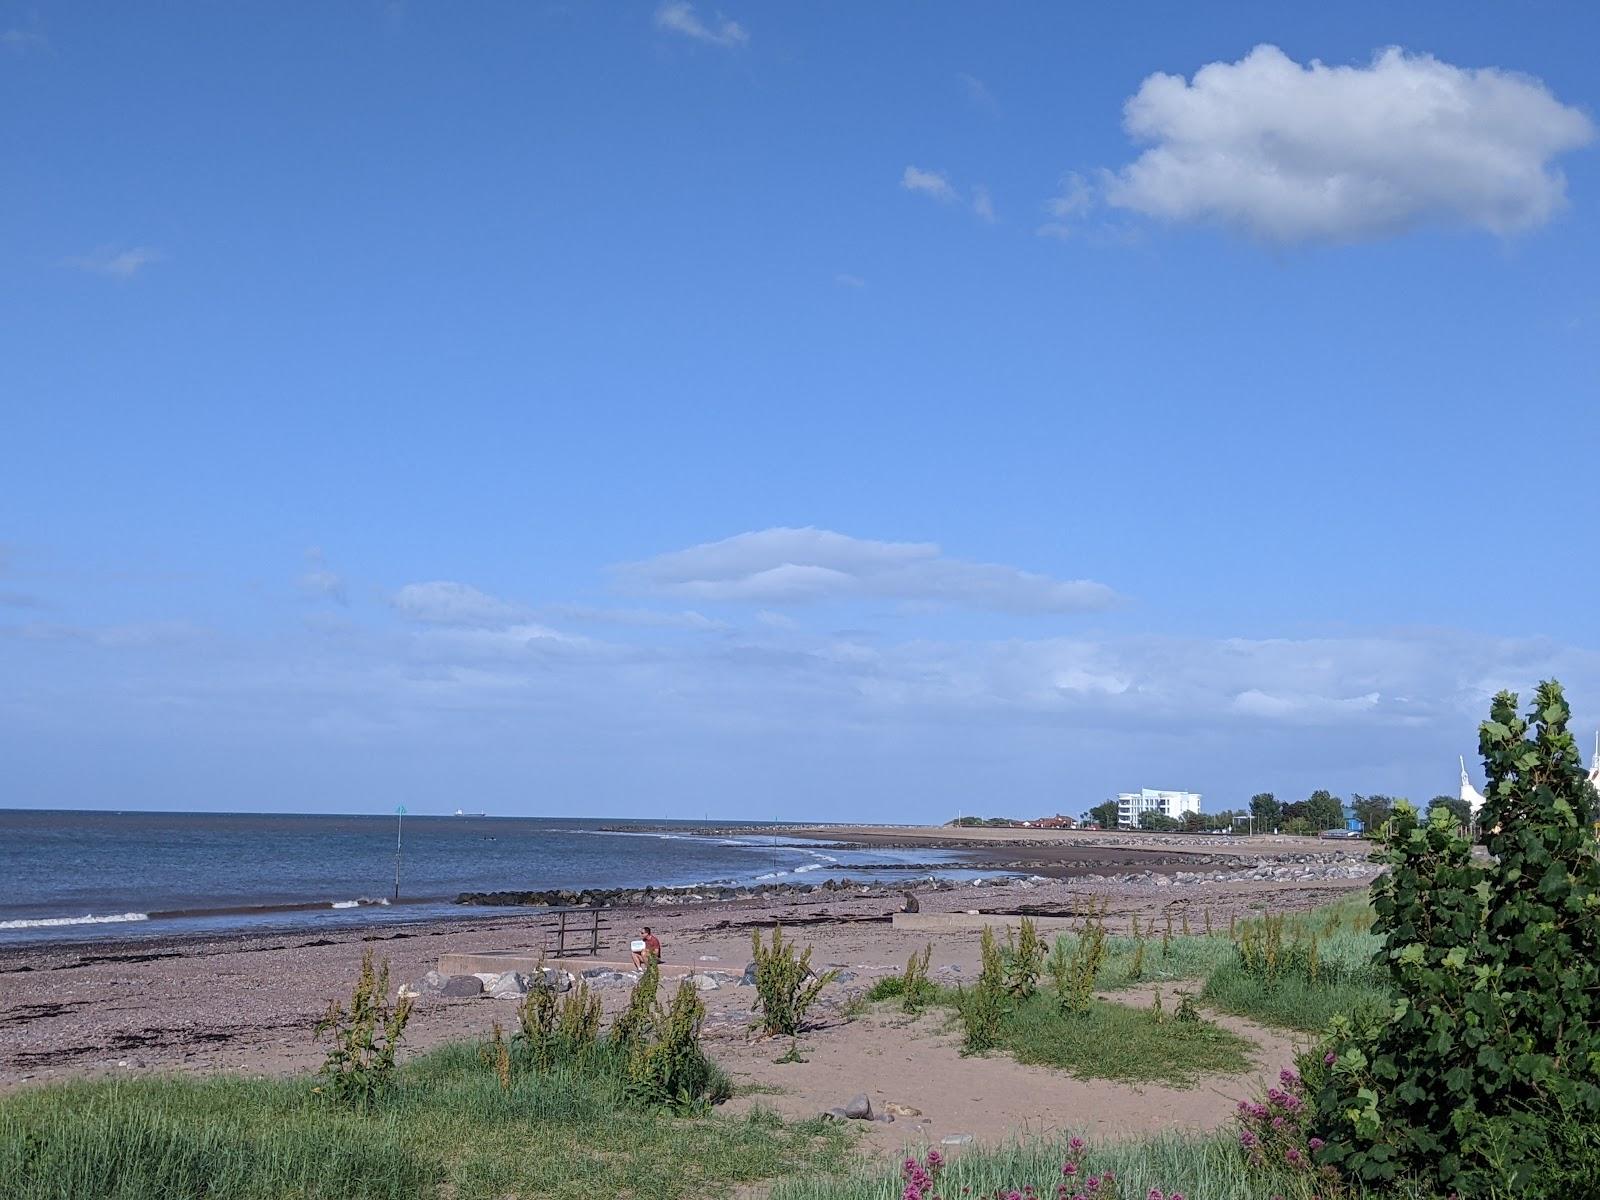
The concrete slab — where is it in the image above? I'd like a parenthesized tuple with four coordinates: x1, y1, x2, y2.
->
(891, 912, 1082, 934)
(438, 950, 696, 978)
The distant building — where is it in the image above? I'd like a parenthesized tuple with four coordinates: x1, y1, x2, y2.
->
(1116, 788, 1202, 828)
(1032, 814, 1076, 830)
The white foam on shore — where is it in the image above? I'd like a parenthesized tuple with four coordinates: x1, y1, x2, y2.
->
(0, 912, 150, 930)
(330, 898, 390, 909)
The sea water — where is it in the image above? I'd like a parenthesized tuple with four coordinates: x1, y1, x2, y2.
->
(0, 810, 983, 945)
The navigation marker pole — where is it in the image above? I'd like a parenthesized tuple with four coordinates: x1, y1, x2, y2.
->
(394, 804, 406, 902)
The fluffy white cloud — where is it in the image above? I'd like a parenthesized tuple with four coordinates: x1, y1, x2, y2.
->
(1100, 45, 1594, 243)
(654, 2, 747, 49)
(901, 166, 957, 203)
(65, 246, 163, 278)
(615, 527, 1120, 614)
(391, 581, 527, 627)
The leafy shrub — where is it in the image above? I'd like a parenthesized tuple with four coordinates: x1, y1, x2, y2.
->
(959, 926, 1006, 1054)
(625, 980, 729, 1112)
(312, 951, 413, 1111)
(1003, 916, 1046, 999)
(1049, 919, 1107, 1018)
(1307, 682, 1600, 1198)
(899, 942, 934, 1013)
(557, 979, 602, 1054)
(611, 957, 659, 1053)
(750, 926, 837, 1036)
(515, 972, 560, 1069)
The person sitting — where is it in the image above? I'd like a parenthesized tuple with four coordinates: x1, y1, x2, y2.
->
(630, 926, 662, 970)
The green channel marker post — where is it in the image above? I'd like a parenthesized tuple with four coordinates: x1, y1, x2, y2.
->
(393, 804, 406, 902)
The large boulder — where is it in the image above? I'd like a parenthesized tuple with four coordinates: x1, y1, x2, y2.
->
(843, 1093, 873, 1120)
(420, 972, 484, 998)
(488, 971, 532, 999)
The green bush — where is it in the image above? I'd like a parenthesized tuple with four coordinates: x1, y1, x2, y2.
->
(311, 951, 412, 1111)
(1003, 916, 1046, 999)
(1048, 916, 1106, 1018)
(958, 926, 1007, 1054)
(750, 926, 837, 1037)
(625, 980, 729, 1113)
(1307, 682, 1600, 1197)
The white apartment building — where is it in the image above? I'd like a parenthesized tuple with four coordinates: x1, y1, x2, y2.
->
(1116, 788, 1202, 828)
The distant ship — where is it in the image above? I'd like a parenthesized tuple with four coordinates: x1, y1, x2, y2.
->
(454, 808, 488, 817)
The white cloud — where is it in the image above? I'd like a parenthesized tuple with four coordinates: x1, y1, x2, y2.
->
(957, 72, 997, 112)
(901, 166, 958, 203)
(65, 246, 163, 279)
(1101, 44, 1595, 243)
(1037, 172, 1097, 239)
(392, 581, 528, 627)
(972, 185, 996, 223)
(654, 2, 747, 48)
(834, 273, 867, 289)
(296, 549, 346, 605)
(615, 528, 1120, 614)
(2, 28, 45, 51)
(7, 620, 206, 647)
(543, 604, 726, 631)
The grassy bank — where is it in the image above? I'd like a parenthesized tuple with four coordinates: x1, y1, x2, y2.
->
(992, 991, 1254, 1085)
(0, 1042, 851, 1200)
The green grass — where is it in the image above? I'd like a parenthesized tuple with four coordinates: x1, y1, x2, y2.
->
(0, 1041, 853, 1200)
(987, 991, 1255, 1087)
(771, 1130, 1322, 1200)
(1091, 931, 1237, 989)
(1200, 961, 1390, 1033)
(1200, 898, 1390, 1033)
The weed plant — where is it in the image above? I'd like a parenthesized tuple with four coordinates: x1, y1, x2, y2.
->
(311, 951, 412, 1111)
(750, 926, 838, 1036)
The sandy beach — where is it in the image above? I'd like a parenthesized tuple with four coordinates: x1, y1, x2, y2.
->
(0, 829, 1375, 1149)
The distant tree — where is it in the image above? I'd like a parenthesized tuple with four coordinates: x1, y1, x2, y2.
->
(1089, 800, 1120, 829)
(1426, 794, 1472, 827)
(1179, 811, 1205, 833)
(1139, 812, 1181, 832)
(1249, 792, 1282, 832)
(1284, 816, 1314, 836)
(1304, 790, 1346, 832)
(1352, 793, 1396, 834)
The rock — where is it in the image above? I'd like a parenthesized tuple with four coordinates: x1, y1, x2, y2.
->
(697, 955, 720, 962)
(820, 1108, 850, 1122)
(582, 969, 634, 988)
(488, 971, 530, 999)
(535, 967, 574, 993)
(419, 970, 449, 995)
(873, 1114, 895, 1123)
(901, 890, 920, 913)
(844, 1093, 873, 1120)
(397, 985, 420, 1001)
(940, 1133, 974, 1146)
(439, 974, 484, 998)
(740, 961, 758, 986)
(686, 973, 720, 992)
(833, 970, 858, 984)
(885, 1102, 922, 1118)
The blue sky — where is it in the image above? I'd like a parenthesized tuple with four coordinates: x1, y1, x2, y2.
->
(3, 2, 1598, 819)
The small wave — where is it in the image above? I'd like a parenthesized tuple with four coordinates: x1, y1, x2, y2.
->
(330, 898, 390, 910)
(792, 863, 826, 874)
(751, 871, 788, 882)
(0, 912, 149, 930)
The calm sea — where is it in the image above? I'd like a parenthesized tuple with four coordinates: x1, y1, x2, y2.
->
(0, 810, 981, 945)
